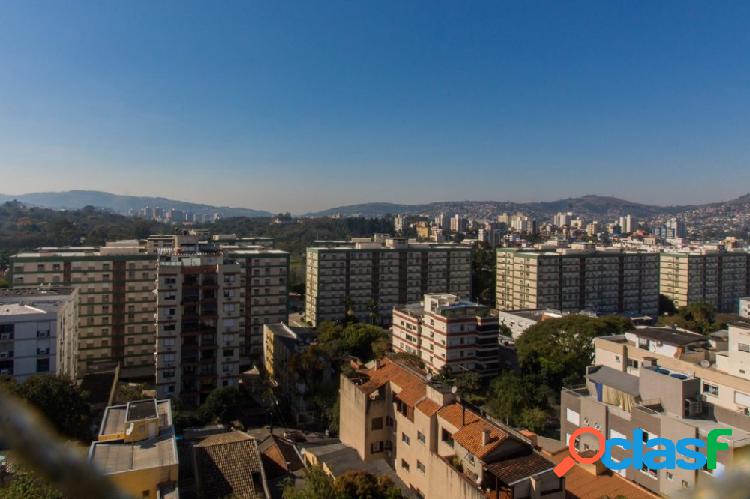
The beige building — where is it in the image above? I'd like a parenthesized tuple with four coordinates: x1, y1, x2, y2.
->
(10, 242, 158, 379)
(339, 358, 564, 499)
(89, 399, 178, 498)
(560, 322, 750, 496)
(305, 237, 471, 327)
(392, 294, 500, 378)
(660, 249, 749, 313)
(496, 246, 659, 317)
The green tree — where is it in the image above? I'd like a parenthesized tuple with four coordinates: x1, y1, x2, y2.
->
(658, 302, 725, 334)
(199, 385, 244, 424)
(283, 466, 340, 499)
(0, 467, 66, 499)
(334, 471, 405, 499)
(4, 375, 91, 441)
(487, 371, 528, 425)
(519, 407, 548, 433)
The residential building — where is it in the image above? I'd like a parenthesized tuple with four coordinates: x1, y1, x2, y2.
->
(192, 431, 271, 499)
(305, 237, 471, 327)
(392, 294, 500, 378)
(0, 287, 76, 380)
(655, 217, 688, 241)
(741, 297, 750, 319)
(154, 253, 243, 405)
(339, 358, 564, 499)
(660, 248, 749, 313)
(553, 212, 573, 228)
(88, 399, 178, 498)
(10, 242, 158, 379)
(450, 214, 466, 233)
(560, 322, 750, 496)
(496, 246, 659, 317)
(619, 214, 634, 234)
(495, 309, 564, 340)
(262, 323, 318, 425)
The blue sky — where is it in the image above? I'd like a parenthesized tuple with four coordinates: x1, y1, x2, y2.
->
(1, 1, 749, 213)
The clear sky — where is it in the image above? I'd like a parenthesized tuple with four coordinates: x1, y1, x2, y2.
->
(1, 1, 749, 213)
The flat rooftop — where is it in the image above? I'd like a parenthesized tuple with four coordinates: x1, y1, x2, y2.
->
(100, 399, 172, 436)
(89, 432, 178, 474)
(629, 327, 707, 346)
(0, 303, 49, 316)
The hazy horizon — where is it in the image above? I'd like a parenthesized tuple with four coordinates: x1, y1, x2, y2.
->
(1, 1, 749, 212)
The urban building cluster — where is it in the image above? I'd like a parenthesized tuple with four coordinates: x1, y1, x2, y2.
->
(128, 205, 224, 224)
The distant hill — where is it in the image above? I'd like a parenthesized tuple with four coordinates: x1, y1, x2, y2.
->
(303, 195, 691, 219)
(0, 190, 272, 218)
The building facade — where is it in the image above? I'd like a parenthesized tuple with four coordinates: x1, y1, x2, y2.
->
(10, 243, 158, 379)
(392, 294, 500, 378)
(741, 297, 750, 319)
(496, 247, 659, 317)
(560, 322, 750, 496)
(0, 287, 76, 381)
(660, 249, 749, 313)
(305, 237, 471, 327)
(339, 358, 564, 499)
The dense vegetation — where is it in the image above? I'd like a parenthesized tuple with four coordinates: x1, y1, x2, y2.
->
(283, 467, 405, 499)
(658, 302, 738, 334)
(0, 201, 170, 267)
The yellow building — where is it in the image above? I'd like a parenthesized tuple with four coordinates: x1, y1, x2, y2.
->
(88, 399, 179, 498)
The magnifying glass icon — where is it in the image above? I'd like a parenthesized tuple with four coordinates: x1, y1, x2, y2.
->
(554, 427, 606, 477)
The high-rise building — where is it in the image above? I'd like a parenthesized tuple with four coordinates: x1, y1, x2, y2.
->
(449, 214, 466, 233)
(392, 294, 500, 378)
(496, 246, 660, 316)
(553, 212, 573, 228)
(0, 287, 76, 381)
(10, 242, 158, 379)
(305, 237, 471, 327)
(618, 214, 634, 234)
(560, 322, 750, 496)
(155, 253, 243, 404)
(660, 248, 749, 313)
(339, 357, 564, 499)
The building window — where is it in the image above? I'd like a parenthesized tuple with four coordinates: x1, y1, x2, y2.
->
(401, 432, 410, 445)
(739, 343, 750, 353)
(626, 359, 639, 370)
(641, 464, 657, 478)
(703, 383, 719, 397)
(566, 408, 580, 426)
(370, 441, 384, 454)
(401, 459, 410, 471)
(417, 460, 425, 473)
(36, 358, 50, 373)
(666, 472, 673, 480)
(371, 417, 383, 430)
(386, 416, 394, 427)
(417, 431, 425, 444)
(441, 428, 454, 447)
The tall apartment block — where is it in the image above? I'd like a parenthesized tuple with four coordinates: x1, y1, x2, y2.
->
(305, 237, 471, 327)
(339, 358, 564, 499)
(155, 253, 243, 405)
(392, 294, 500, 378)
(560, 322, 750, 496)
(496, 246, 659, 317)
(10, 242, 158, 379)
(660, 249, 750, 313)
(0, 287, 76, 380)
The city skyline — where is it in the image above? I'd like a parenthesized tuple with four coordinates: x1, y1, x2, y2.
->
(2, 1, 750, 212)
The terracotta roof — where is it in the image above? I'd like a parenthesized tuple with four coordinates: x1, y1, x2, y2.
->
(548, 452, 658, 499)
(357, 359, 427, 407)
(438, 404, 510, 459)
(194, 431, 269, 499)
(484, 452, 554, 485)
(416, 398, 441, 416)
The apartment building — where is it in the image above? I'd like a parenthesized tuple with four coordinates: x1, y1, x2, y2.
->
(227, 249, 289, 360)
(0, 287, 76, 380)
(88, 399, 178, 498)
(660, 249, 749, 313)
(339, 358, 564, 499)
(560, 322, 750, 496)
(154, 253, 243, 405)
(496, 246, 659, 317)
(305, 237, 471, 327)
(10, 242, 158, 379)
(392, 294, 500, 378)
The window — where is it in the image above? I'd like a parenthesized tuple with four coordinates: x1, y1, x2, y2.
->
(401, 459, 410, 471)
(441, 428, 454, 447)
(371, 417, 383, 430)
(401, 432, 410, 445)
(641, 463, 657, 478)
(666, 472, 673, 480)
(739, 343, 750, 353)
(626, 358, 639, 370)
(385, 416, 394, 427)
(417, 431, 425, 444)
(417, 460, 425, 473)
(703, 383, 719, 397)
(566, 408, 580, 426)
(370, 441, 384, 454)
(36, 358, 50, 373)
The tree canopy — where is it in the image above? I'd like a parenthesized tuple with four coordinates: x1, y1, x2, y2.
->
(283, 467, 405, 499)
(658, 302, 734, 334)
(0, 467, 66, 499)
(2, 375, 91, 441)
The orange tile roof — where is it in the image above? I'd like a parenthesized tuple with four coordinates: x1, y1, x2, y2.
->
(438, 403, 510, 459)
(548, 452, 658, 499)
(357, 359, 427, 407)
(485, 451, 554, 484)
(416, 398, 441, 417)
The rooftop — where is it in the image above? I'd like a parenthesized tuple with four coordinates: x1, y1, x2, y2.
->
(628, 327, 706, 347)
(484, 451, 554, 485)
(89, 432, 178, 474)
(587, 365, 640, 396)
(193, 431, 269, 499)
(0, 303, 49, 316)
(100, 399, 172, 436)
(439, 404, 510, 459)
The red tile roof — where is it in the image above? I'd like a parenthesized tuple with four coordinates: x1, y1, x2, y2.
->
(485, 452, 554, 484)
(416, 398, 441, 417)
(357, 359, 427, 407)
(438, 403, 510, 459)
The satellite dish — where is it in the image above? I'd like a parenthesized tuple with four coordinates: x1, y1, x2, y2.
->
(700, 360, 711, 368)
